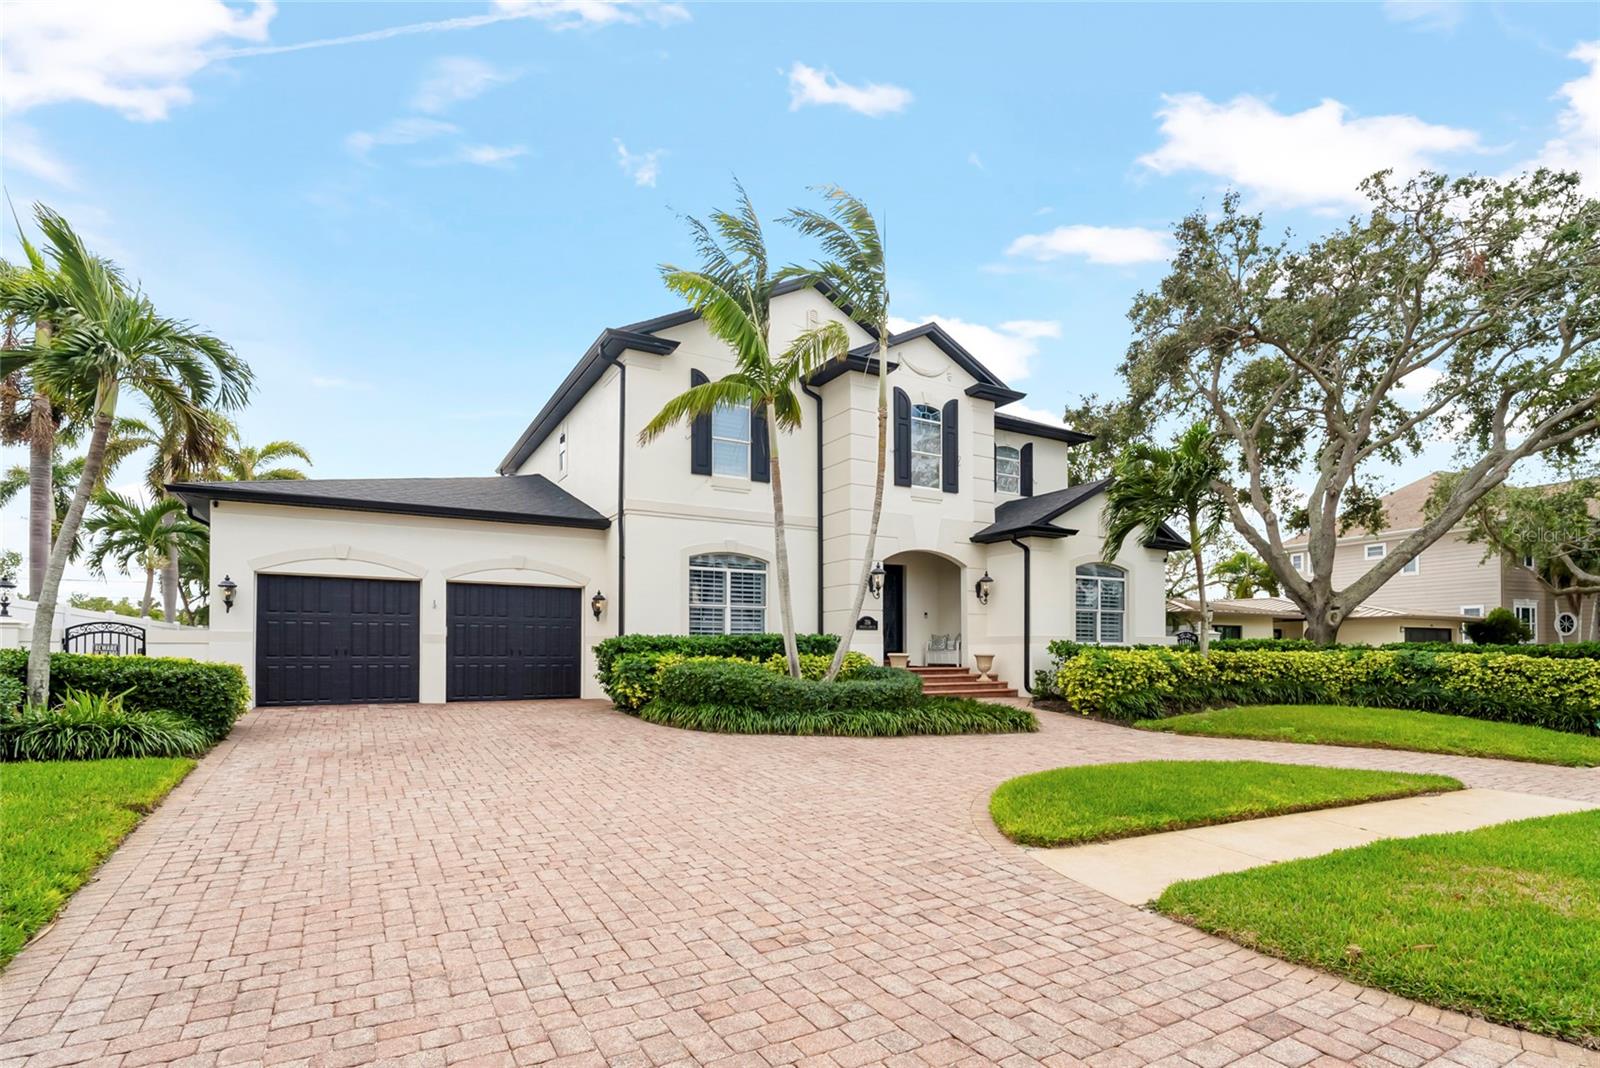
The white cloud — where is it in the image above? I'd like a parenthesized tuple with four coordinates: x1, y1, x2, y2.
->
(614, 139, 662, 187)
(2, 122, 77, 187)
(345, 117, 458, 159)
(420, 143, 530, 168)
(1, 0, 274, 120)
(224, 1, 687, 59)
(1382, 1, 1465, 32)
(786, 62, 912, 118)
(1139, 93, 1483, 209)
(1515, 41, 1600, 195)
(412, 56, 519, 113)
(1006, 224, 1173, 266)
(891, 315, 1061, 383)
(967, 152, 984, 170)
(996, 401, 1069, 427)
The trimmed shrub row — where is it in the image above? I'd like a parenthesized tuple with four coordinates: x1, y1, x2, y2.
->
(594, 632, 838, 691)
(607, 649, 875, 711)
(0, 650, 250, 742)
(639, 695, 1038, 737)
(654, 659, 922, 714)
(1055, 647, 1600, 734)
(1206, 637, 1600, 659)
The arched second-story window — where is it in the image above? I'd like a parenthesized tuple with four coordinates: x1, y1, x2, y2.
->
(994, 444, 1021, 496)
(911, 403, 942, 489)
(1075, 562, 1126, 644)
(689, 553, 767, 634)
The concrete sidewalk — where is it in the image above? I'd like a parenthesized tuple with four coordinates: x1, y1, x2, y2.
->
(1030, 787, 1596, 905)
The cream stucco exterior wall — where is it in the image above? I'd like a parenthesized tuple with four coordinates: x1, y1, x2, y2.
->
(200, 286, 1178, 706)
(207, 501, 615, 700)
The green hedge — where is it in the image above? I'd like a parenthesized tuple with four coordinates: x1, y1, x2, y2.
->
(639, 695, 1037, 737)
(594, 632, 838, 689)
(605, 648, 875, 711)
(654, 659, 922, 714)
(1055, 647, 1600, 734)
(0, 676, 22, 716)
(1207, 638, 1600, 659)
(0, 651, 249, 742)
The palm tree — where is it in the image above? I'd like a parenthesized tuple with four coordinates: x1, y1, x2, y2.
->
(1213, 550, 1281, 599)
(83, 493, 207, 617)
(210, 427, 311, 481)
(119, 407, 230, 619)
(639, 183, 849, 676)
(1, 204, 251, 705)
(0, 421, 160, 565)
(782, 187, 889, 681)
(1102, 423, 1226, 653)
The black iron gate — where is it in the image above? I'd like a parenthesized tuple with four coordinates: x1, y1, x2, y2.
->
(62, 621, 147, 656)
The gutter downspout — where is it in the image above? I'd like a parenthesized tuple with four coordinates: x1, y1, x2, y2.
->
(801, 382, 824, 630)
(614, 357, 627, 635)
(1009, 535, 1031, 694)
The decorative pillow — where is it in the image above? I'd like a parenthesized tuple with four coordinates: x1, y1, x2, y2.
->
(930, 634, 947, 650)
(952, 632, 961, 648)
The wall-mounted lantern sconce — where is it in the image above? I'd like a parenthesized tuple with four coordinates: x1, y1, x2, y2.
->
(974, 570, 994, 606)
(0, 575, 13, 618)
(219, 575, 238, 613)
(867, 560, 885, 600)
(590, 590, 608, 621)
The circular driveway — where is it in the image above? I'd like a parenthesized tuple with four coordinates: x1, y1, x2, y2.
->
(3, 702, 1594, 1067)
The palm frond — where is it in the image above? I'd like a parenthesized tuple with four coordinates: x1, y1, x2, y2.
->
(638, 376, 760, 444)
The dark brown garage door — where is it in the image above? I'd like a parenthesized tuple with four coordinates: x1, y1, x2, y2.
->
(256, 575, 420, 707)
(447, 583, 582, 701)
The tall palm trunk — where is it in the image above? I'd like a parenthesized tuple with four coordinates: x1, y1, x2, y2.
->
(826, 331, 890, 678)
(26, 392, 53, 599)
(26, 320, 54, 599)
(141, 564, 156, 618)
(160, 511, 179, 620)
(27, 382, 116, 707)
(1189, 513, 1211, 655)
(765, 400, 802, 676)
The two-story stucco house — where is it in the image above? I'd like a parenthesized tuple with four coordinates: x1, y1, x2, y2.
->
(1174, 473, 1593, 644)
(173, 283, 1185, 707)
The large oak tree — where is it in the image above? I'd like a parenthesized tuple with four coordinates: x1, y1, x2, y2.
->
(1120, 170, 1599, 642)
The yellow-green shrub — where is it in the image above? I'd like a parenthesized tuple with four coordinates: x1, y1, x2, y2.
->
(1056, 647, 1599, 734)
(760, 651, 875, 680)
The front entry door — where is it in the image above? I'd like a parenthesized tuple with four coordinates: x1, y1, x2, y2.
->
(883, 564, 906, 655)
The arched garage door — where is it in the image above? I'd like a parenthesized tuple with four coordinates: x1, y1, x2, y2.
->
(446, 583, 582, 701)
(256, 575, 420, 706)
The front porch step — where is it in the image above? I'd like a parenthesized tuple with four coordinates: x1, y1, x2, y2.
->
(906, 665, 1018, 698)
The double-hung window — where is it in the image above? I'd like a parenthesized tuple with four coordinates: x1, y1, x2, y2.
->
(711, 400, 751, 478)
(1365, 543, 1387, 561)
(1513, 600, 1537, 638)
(689, 553, 767, 634)
(1074, 563, 1126, 644)
(910, 404, 942, 489)
(557, 431, 568, 475)
(994, 445, 1021, 496)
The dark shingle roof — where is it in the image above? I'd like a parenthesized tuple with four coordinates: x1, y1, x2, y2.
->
(169, 474, 610, 530)
(970, 478, 1189, 550)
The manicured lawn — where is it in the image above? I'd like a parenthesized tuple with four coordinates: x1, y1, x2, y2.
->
(1157, 809, 1600, 1047)
(989, 760, 1460, 847)
(1, 758, 194, 969)
(1136, 704, 1600, 767)
(637, 696, 1038, 736)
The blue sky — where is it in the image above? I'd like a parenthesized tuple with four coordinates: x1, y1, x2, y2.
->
(2, 0, 1596, 597)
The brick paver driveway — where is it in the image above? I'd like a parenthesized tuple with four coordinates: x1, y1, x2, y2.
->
(4, 703, 1597, 1068)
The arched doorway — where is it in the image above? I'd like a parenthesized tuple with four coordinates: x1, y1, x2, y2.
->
(883, 550, 965, 666)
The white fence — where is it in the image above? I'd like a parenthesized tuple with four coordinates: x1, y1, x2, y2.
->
(0, 598, 215, 660)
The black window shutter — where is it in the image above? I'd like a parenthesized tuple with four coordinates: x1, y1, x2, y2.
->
(690, 369, 712, 475)
(750, 402, 770, 483)
(941, 399, 959, 493)
(892, 388, 911, 487)
(1020, 443, 1034, 497)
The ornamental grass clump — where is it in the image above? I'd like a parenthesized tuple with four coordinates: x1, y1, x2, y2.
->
(0, 689, 209, 762)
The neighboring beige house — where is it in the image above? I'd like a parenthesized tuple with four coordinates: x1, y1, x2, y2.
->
(172, 282, 1184, 706)
(1167, 597, 1474, 645)
(1270, 473, 1594, 643)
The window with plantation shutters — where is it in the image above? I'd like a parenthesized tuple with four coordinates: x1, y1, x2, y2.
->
(1074, 563, 1126, 644)
(995, 445, 1021, 495)
(689, 553, 767, 634)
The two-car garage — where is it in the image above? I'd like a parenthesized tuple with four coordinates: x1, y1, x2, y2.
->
(255, 575, 584, 707)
